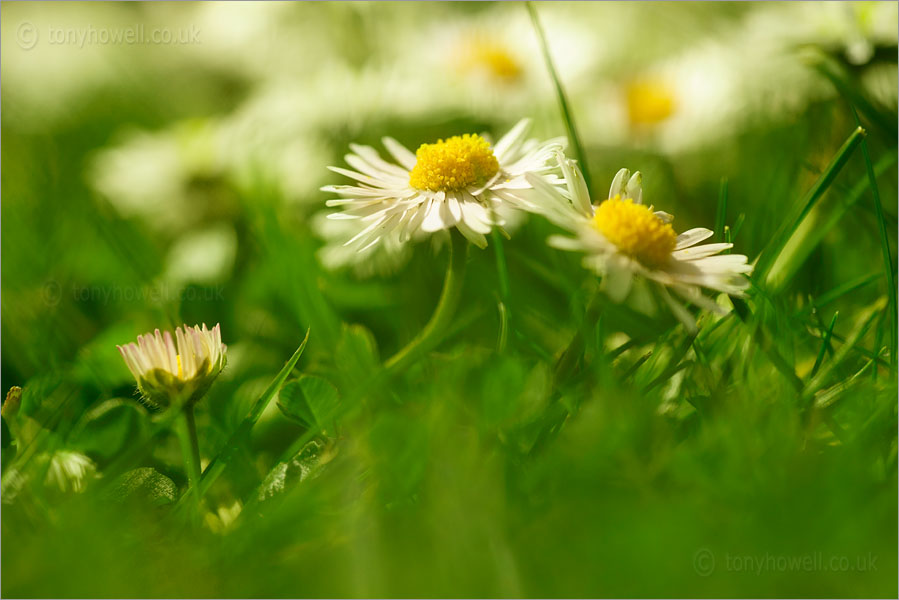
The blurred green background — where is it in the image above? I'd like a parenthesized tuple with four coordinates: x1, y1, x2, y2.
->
(2, 2, 897, 597)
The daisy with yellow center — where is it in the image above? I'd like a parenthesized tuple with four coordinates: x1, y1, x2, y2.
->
(526, 152, 752, 330)
(117, 323, 226, 409)
(321, 118, 564, 250)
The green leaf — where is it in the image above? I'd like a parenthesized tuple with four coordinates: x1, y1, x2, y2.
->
(335, 323, 381, 393)
(277, 376, 340, 434)
(102, 467, 177, 507)
(257, 439, 327, 503)
(70, 399, 149, 460)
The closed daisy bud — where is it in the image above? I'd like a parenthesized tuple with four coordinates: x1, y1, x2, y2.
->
(117, 323, 226, 409)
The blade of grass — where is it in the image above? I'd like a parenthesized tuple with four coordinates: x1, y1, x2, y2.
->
(810, 311, 838, 379)
(715, 177, 728, 243)
(852, 106, 897, 369)
(193, 329, 310, 499)
(621, 351, 653, 382)
(526, 1, 592, 193)
(775, 152, 897, 290)
(803, 319, 889, 368)
(793, 272, 881, 317)
(732, 298, 804, 393)
(642, 333, 697, 393)
(802, 298, 886, 407)
(814, 359, 874, 411)
(755, 126, 866, 280)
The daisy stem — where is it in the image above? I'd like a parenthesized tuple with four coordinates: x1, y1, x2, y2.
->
(385, 232, 468, 374)
(527, 1, 592, 194)
(491, 227, 511, 353)
(176, 404, 203, 518)
(554, 290, 603, 385)
(172, 332, 310, 515)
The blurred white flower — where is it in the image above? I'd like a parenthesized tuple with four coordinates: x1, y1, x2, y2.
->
(45, 451, 97, 494)
(117, 323, 226, 409)
(385, 5, 600, 119)
(2, 450, 97, 503)
(322, 119, 564, 250)
(527, 154, 752, 330)
(581, 1, 898, 153)
(90, 120, 226, 232)
(164, 223, 237, 285)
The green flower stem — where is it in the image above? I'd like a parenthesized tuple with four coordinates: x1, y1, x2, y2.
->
(491, 227, 511, 353)
(385, 232, 468, 374)
(554, 290, 603, 386)
(176, 404, 202, 516)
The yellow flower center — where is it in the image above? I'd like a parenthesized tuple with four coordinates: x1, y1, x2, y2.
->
(593, 196, 676, 267)
(176, 354, 183, 379)
(462, 39, 522, 81)
(625, 78, 676, 127)
(409, 134, 500, 192)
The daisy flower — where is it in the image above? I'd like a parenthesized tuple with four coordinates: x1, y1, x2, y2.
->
(118, 323, 227, 409)
(527, 153, 752, 330)
(321, 118, 564, 250)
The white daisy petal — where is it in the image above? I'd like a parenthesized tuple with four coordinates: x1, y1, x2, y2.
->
(493, 118, 531, 161)
(381, 137, 417, 170)
(625, 172, 643, 204)
(672, 242, 733, 260)
(609, 168, 631, 200)
(675, 228, 715, 249)
(455, 218, 488, 249)
(421, 198, 447, 232)
(556, 150, 592, 216)
(459, 200, 493, 235)
(601, 256, 634, 303)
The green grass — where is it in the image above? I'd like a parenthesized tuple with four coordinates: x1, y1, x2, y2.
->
(1, 2, 897, 598)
